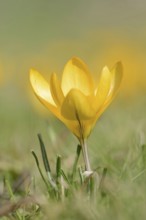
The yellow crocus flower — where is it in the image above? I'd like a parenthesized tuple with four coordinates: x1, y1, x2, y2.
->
(30, 57, 123, 141)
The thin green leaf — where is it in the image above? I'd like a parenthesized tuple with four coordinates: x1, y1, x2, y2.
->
(78, 166, 84, 185)
(71, 145, 81, 181)
(56, 155, 62, 179)
(4, 178, 22, 220)
(60, 169, 70, 185)
(4, 178, 14, 200)
(99, 168, 107, 190)
(31, 150, 50, 191)
(37, 133, 51, 173)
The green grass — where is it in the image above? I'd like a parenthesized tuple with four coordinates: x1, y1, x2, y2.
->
(0, 89, 146, 220)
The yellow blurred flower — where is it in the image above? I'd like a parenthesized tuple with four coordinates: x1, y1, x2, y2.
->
(30, 57, 123, 141)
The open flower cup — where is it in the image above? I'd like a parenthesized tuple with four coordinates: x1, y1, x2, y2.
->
(30, 57, 123, 172)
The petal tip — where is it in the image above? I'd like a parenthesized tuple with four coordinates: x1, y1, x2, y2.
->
(69, 56, 87, 68)
(70, 56, 81, 61)
(29, 68, 40, 86)
(29, 68, 38, 77)
(116, 61, 123, 68)
(102, 66, 110, 72)
(114, 61, 123, 79)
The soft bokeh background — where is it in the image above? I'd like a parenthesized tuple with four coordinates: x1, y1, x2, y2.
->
(0, 0, 146, 167)
(0, 1, 146, 219)
(0, 0, 146, 93)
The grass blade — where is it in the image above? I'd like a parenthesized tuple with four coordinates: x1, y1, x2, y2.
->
(31, 150, 50, 191)
(37, 133, 51, 173)
(56, 155, 62, 179)
(71, 144, 81, 181)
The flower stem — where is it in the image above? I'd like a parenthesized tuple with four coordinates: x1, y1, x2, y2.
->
(80, 139, 91, 171)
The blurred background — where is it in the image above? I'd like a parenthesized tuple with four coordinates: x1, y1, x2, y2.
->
(1, 2, 146, 219)
(0, 0, 146, 94)
(0, 0, 146, 169)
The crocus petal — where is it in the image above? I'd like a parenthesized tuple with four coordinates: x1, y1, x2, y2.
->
(30, 69, 61, 119)
(61, 89, 96, 120)
(30, 69, 55, 106)
(50, 73, 64, 107)
(107, 61, 123, 99)
(94, 62, 123, 121)
(61, 57, 94, 96)
(95, 66, 112, 110)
